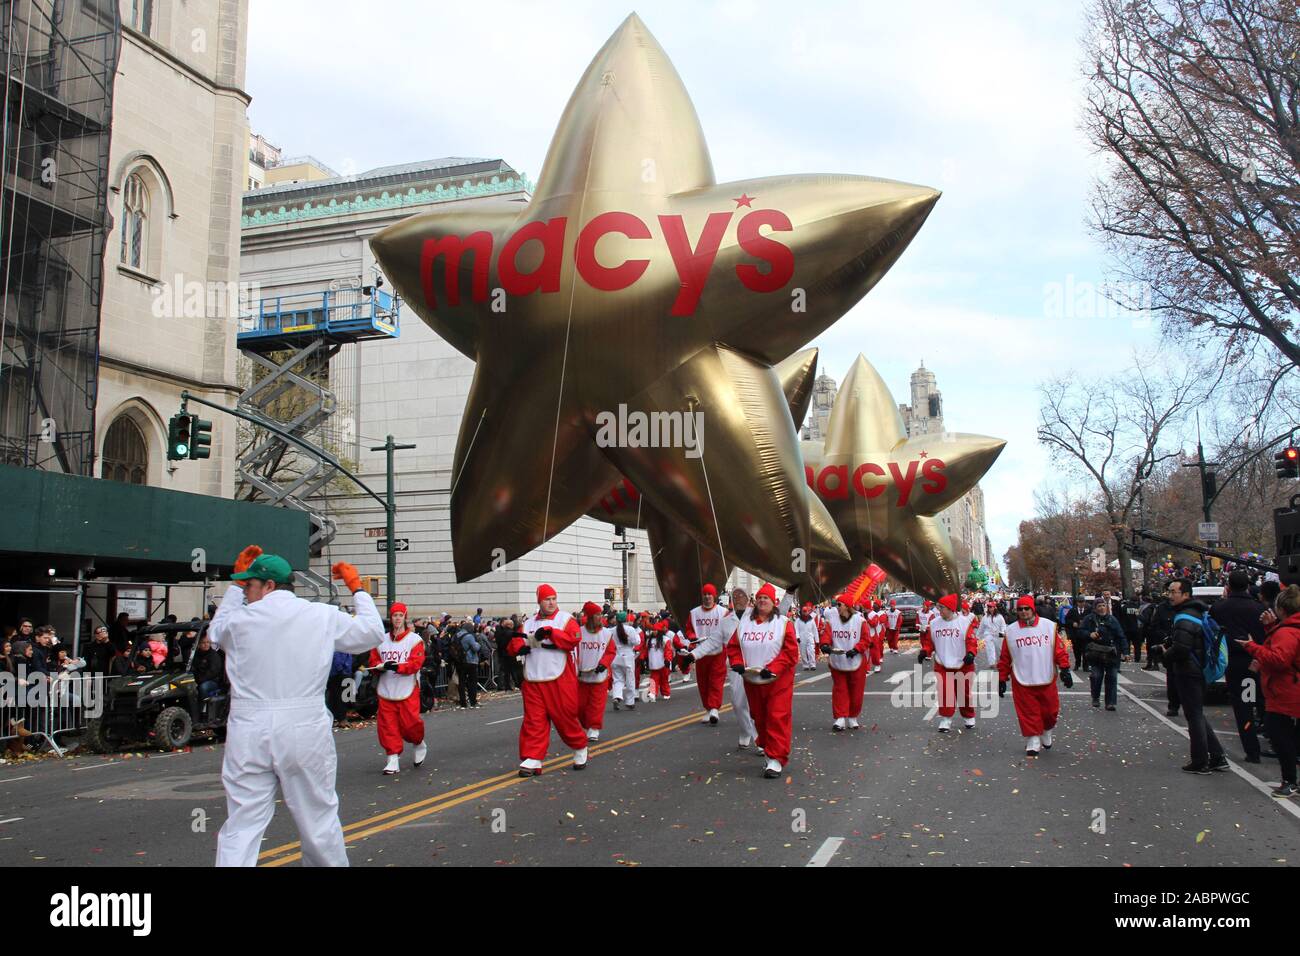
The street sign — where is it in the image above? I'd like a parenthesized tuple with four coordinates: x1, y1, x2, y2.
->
(376, 538, 410, 553)
(364, 527, 387, 538)
(612, 541, 635, 551)
(1198, 521, 1219, 542)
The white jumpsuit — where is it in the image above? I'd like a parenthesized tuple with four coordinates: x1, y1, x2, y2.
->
(976, 613, 1006, 670)
(794, 616, 819, 669)
(609, 625, 642, 706)
(709, 609, 758, 744)
(208, 584, 384, 867)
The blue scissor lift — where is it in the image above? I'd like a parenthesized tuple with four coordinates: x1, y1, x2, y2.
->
(236, 285, 400, 598)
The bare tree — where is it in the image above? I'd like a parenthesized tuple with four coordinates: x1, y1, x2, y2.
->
(1037, 358, 1207, 596)
(1084, 0, 1300, 374)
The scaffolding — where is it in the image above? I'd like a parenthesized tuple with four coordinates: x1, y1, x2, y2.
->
(235, 281, 399, 598)
(0, 0, 120, 476)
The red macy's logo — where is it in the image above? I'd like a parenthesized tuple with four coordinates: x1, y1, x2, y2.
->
(805, 459, 948, 508)
(420, 208, 794, 317)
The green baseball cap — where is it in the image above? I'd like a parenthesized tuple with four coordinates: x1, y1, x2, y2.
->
(231, 553, 294, 584)
(616, 611, 628, 623)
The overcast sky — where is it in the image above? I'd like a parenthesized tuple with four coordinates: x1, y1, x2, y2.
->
(246, 0, 1159, 574)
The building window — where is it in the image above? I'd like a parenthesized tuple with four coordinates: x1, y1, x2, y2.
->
(120, 172, 148, 270)
(130, 0, 154, 36)
(102, 416, 148, 485)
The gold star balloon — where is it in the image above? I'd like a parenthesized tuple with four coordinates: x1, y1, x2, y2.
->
(591, 349, 850, 623)
(804, 355, 1005, 599)
(371, 14, 939, 583)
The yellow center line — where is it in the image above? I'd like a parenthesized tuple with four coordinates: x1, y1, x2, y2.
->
(258, 670, 824, 865)
(258, 705, 716, 864)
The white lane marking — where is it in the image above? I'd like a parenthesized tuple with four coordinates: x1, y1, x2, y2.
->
(0, 817, 23, 825)
(1119, 684, 1300, 823)
(486, 715, 523, 726)
(807, 836, 845, 867)
(793, 692, 832, 696)
(70, 761, 123, 772)
(1117, 673, 1132, 685)
(0, 776, 33, 784)
(797, 672, 833, 686)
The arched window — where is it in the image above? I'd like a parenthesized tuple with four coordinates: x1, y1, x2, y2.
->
(102, 416, 148, 485)
(120, 172, 148, 270)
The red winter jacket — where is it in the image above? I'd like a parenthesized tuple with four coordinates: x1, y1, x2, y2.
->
(1242, 612, 1300, 719)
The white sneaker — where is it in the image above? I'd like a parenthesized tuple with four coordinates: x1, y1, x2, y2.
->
(832, 717, 846, 732)
(518, 757, 542, 777)
(1041, 729, 1053, 749)
(682, 675, 692, 684)
(964, 717, 976, 729)
(738, 736, 752, 749)
(847, 718, 860, 730)
(874, 665, 882, 673)
(763, 758, 782, 779)
(1026, 735, 1041, 756)
(382, 754, 400, 775)
(573, 747, 588, 770)
(586, 728, 599, 741)
(937, 717, 952, 733)
(413, 742, 427, 767)
(708, 708, 719, 725)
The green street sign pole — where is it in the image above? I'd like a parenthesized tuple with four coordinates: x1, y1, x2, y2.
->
(370, 434, 416, 613)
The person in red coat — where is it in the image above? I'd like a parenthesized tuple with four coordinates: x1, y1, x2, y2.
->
(507, 585, 588, 776)
(997, 595, 1073, 756)
(725, 582, 799, 778)
(1238, 585, 1300, 797)
(821, 594, 870, 731)
(919, 593, 979, 732)
(641, 620, 675, 701)
(369, 602, 427, 775)
(574, 601, 617, 742)
(868, 599, 886, 672)
(885, 600, 902, 653)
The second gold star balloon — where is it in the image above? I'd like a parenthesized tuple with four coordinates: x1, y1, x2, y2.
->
(372, 14, 939, 583)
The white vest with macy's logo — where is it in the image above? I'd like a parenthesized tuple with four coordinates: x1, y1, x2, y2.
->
(690, 605, 726, 656)
(1006, 618, 1059, 686)
(827, 612, 865, 672)
(375, 632, 421, 701)
(737, 613, 786, 670)
(523, 611, 573, 683)
(929, 613, 974, 669)
(575, 626, 614, 683)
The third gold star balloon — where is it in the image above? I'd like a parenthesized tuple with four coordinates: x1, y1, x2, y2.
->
(371, 14, 938, 583)
(805, 355, 1006, 599)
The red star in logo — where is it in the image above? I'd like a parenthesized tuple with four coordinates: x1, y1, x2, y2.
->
(733, 193, 754, 207)
(918, 451, 928, 458)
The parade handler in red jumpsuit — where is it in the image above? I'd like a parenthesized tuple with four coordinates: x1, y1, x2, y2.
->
(575, 601, 617, 741)
(998, 595, 1073, 756)
(369, 601, 426, 775)
(507, 584, 589, 776)
(726, 583, 799, 779)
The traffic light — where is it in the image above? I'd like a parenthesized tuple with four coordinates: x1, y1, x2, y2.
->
(1275, 446, 1300, 479)
(1201, 470, 1217, 502)
(190, 418, 212, 459)
(167, 412, 193, 461)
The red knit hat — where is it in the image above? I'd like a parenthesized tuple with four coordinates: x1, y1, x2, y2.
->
(390, 602, 408, 616)
(756, 582, 778, 603)
(581, 601, 601, 620)
(702, 583, 717, 597)
(1016, 595, 1036, 609)
(938, 594, 959, 612)
(536, 584, 556, 602)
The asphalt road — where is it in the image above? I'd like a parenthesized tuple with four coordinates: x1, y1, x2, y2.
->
(2, 645, 1297, 867)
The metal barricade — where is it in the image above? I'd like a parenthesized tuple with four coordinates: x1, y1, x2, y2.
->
(0, 670, 105, 758)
